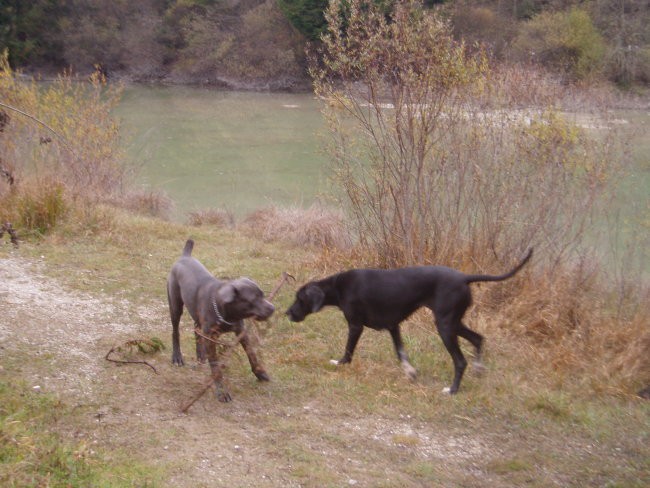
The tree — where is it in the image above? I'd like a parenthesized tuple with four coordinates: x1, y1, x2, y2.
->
(277, 0, 330, 41)
(0, 0, 64, 68)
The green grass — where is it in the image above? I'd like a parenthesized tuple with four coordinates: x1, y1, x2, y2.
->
(0, 377, 162, 487)
(1, 206, 648, 487)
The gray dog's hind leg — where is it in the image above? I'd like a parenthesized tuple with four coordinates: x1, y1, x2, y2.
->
(167, 282, 185, 366)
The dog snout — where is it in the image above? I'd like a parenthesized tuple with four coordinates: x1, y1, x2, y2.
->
(255, 300, 275, 320)
(286, 307, 303, 322)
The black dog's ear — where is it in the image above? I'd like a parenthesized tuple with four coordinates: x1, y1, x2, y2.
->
(305, 285, 325, 313)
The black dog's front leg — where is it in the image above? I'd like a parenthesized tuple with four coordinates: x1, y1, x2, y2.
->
(332, 323, 363, 365)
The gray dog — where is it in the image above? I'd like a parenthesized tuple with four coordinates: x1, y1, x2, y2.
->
(167, 239, 275, 402)
(287, 249, 532, 394)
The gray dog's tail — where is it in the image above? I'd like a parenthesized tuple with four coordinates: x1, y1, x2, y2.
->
(182, 239, 194, 257)
(464, 248, 533, 284)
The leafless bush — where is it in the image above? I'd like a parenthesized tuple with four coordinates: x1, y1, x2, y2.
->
(241, 204, 348, 249)
(187, 208, 235, 228)
(118, 189, 174, 220)
(312, 0, 628, 274)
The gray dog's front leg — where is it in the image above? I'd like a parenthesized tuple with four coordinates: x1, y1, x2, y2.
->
(205, 333, 232, 402)
(194, 322, 206, 363)
(239, 326, 270, 381)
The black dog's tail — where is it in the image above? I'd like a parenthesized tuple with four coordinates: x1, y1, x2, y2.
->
(182, 239, 194, 257)
(464, 248, 533, 284)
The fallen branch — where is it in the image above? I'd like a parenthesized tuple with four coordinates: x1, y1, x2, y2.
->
(105, 338, 164, 374)
(181, 271, 295, 412)
(0, 222, 19, 247)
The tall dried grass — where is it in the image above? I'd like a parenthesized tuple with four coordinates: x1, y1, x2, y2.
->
(241, 204, 348, 249)
(0, 53, 137, 235)
(187, 208, 235, 228)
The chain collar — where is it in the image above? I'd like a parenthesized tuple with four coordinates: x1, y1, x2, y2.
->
(212, 299, 236, 326)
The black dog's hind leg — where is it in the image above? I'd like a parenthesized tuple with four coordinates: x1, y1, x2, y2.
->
(389, 327, 417, 381)
(457, 322, 485, 372)
(435, 316, 467, 394)
(332, 322, 364, 365)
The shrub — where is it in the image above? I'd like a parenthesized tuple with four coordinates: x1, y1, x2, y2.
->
(241, 204, 347, 249)
(0, 179, 67, 237)
(512, 7, 606, 81)
(0, 52, 130, 235)
(187, 208, 235, 228)
(118, 189, 174, 220)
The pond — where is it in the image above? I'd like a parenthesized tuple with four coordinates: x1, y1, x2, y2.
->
(115, 86, 648, 275)
(115, 85, 331, 218)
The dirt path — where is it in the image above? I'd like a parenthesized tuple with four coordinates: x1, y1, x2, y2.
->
(0, 255, 532, 487)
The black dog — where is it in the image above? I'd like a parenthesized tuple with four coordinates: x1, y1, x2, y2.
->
(287, 249, 532, 394)
(167, 239, 275, 402)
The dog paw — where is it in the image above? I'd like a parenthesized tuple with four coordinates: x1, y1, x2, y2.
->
(255, 371, 271, 382)
(172, 355, 185, 367)
(472, 360, 486, 375)
(329, 359, 340, 366)
(402, 362, 418, 382)
(441, 387, 451, 394)
(214, 381, 232, 402)
(217, 391, 233, 403)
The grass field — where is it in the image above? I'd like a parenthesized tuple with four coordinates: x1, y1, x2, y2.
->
(1, 207, 648, 487)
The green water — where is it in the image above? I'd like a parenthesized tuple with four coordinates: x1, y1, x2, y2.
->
(115, 85, 331, 218)
(115, 87, 649, 262)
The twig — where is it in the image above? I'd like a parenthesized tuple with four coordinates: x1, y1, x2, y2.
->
(0, 101, 77, 156)
(180, 377, 215, 413)
(267, 271, 295, 301)
(104, 339, 161, 374)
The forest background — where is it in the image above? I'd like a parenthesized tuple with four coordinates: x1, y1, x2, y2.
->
(1, 0, 649, 91)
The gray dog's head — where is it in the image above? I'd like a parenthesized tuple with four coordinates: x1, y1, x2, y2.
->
(286, 283, 325, 322)
(217, 278, 275, 321)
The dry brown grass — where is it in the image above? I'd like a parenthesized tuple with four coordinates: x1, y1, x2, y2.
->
(187, 207, 235, 228)
(116, 189, 174, 220)
(240, 204, 349, 249)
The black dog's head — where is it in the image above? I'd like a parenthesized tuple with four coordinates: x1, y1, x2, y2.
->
(286, 283, 325, 322)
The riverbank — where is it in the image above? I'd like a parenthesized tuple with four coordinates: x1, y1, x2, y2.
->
(1, 207, 648, 487)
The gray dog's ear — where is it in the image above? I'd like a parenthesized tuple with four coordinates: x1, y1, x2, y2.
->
(305, 285, 325, 313)
(217, 283, 238, 304)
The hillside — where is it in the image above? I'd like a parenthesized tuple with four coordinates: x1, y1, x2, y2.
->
(2, 0, 649, 89)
